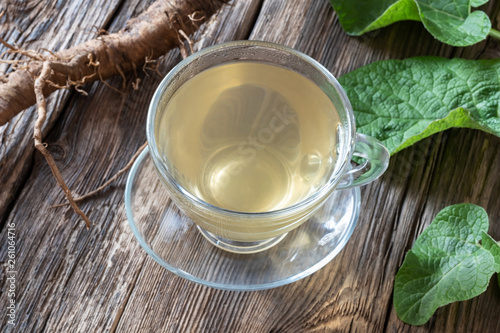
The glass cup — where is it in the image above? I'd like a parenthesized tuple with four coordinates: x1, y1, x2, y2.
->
(146, 41, 389, 254)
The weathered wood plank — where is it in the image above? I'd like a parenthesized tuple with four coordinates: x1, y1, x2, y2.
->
(0, 0, 125, 221)
(0, 0, 262, 332)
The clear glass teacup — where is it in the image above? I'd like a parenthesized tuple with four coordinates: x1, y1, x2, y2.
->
(147, 41, 389, 254)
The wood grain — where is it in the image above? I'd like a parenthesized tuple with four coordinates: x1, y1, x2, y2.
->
(1, 0, 500, 332)
(0, 0, 124, 221)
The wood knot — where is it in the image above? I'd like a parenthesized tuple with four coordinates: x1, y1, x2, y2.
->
(47, 143, 66, 161)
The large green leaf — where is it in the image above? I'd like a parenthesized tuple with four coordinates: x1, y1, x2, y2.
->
(330, 0, 420, 35)
(482, 232, 500, 273)
(415, 0, 491, 46)
(330, 0, 492, 46)
(394, 204, 498, 325)
(338, 57, 500, 155)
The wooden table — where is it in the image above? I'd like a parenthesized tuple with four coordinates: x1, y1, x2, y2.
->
(1, 0, 499, 332)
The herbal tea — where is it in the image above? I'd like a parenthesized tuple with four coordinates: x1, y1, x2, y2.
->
(156, 62, 340, 213)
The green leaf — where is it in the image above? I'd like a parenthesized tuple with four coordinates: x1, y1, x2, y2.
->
(338, 57, 500, 155)
(330, 0, 492, 46)
(394, 204, 496, 325)
(330, 0, 420, 35)
(481, 232, 500, 272)
(414, 0, 491, 46)
(471, 0, 489, 7)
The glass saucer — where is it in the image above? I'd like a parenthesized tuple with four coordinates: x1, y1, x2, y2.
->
(124, 147, 360, 291)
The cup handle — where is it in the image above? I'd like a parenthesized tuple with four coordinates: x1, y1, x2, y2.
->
(336, 133, 390, 189)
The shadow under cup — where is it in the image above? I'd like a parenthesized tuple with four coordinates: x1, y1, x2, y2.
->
(146, 41, 387, 254)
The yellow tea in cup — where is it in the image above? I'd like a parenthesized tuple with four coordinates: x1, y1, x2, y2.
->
(156, 62, 340, 214)
(147, 41, 389, 253)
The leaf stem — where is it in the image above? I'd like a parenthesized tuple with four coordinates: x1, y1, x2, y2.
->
(489, 28, 500, 41)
